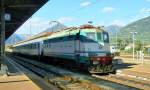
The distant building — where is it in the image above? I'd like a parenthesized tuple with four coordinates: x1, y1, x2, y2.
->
(124, 43, 133, 51)
(144, 45, 150, 55)
(110, 45, 120, 56)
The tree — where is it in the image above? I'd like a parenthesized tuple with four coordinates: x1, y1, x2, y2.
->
(135, 40, 142, 51)
(117, 38, 125, 50)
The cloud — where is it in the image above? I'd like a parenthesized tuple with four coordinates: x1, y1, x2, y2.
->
(102, 7, 115, 13)
(58, 17, 75, 23)
(110, 20, 125, 26)
(146, 0, 150, 1)
(140, 8, 150, 14)
(80, 1, 91, 7)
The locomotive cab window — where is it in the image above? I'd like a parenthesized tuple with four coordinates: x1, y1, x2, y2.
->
(86, 32, 96, 41)
(97, 33, 102, 42)
(103, 32, 109, 43)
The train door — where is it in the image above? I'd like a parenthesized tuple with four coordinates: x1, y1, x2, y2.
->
(38, 41, 43, 57)
(75, 31, 81, 64)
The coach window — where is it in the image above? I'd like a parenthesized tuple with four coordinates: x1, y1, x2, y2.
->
(35, 44, 37, 48)
(48, 39, 51, 43)
(69, 35, 73, 39)
(47, 44, 48, 48)
(45, 44, 47, 48)
(31, 44, 33, 49)
(32, 44, 33, 49)
(47, 44, 49, 48)
(45, 44, 46, 48)
(36, 43, 37, 48)
(34, 44, 36, 49)
(33, 44, 34, 49)
(32, 44, 34, 49)
(49, 44, 51, 48)
(63, 36, 68, 41)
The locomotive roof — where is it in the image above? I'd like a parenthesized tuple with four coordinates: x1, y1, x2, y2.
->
(14, 24, 105, 46)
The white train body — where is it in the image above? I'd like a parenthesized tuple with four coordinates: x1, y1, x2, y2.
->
(12, 25, 115, 73)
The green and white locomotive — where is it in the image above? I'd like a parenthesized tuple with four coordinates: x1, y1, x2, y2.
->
(13, 24, 115, 74)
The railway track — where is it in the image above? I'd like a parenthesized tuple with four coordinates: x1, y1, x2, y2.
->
(9, 55, 138, 90)
(121, 55, 150, 60)
(92, 74, 150, 90)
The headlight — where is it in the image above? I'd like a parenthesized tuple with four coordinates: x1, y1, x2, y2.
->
(97, 58, 100, 60)
(93, 61, 99, 65)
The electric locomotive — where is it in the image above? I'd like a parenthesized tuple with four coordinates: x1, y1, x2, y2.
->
(12, 24, 115, 73)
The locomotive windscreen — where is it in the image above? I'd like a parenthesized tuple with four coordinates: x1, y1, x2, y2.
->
(83, 30, 109, 43)
(97, 33, 102, 42)
(86, 32, 96, 41)
(103, 32, 109, 43)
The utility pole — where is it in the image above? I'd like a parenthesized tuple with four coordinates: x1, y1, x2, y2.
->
(142, 41, 144, 51)
(49, 21, 59, 32)
(130, 32, 137, 60)
(1, 0, 5, 70)
(115, 32, 118, 48)
(29, 17, 32, 36)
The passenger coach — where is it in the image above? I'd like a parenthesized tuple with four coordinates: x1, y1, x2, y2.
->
(12, 24, 115, 74)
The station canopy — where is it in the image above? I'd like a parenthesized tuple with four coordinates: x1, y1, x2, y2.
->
(0, 0, 48, 40)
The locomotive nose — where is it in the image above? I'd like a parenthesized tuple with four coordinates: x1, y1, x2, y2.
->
(91, 56, 112, 65)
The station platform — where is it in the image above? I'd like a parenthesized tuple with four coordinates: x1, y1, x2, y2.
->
(0, 56, 59, 90)
(0, 75, 41, 90)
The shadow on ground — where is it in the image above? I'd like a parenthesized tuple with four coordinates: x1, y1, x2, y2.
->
(115, 63, 137, 70)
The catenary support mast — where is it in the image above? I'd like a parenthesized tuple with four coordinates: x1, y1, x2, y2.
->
(0, 0, 6, 70)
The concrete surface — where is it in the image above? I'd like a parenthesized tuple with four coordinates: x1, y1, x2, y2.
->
(116, 57, 150, 81)
(0, 75, 41, 90)
(0, 56, 59, 90)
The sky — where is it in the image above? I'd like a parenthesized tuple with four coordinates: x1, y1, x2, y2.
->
(15, 0, 150, 35)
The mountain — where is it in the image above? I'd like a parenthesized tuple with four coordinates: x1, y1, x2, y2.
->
(105, 25, 122, 44)
(6, 22, 67, 45)
(39, 22, 67, 34)
(105, 25, 122, 35)
(6, 34, 26, 45)
(119, 16, 150, 44)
